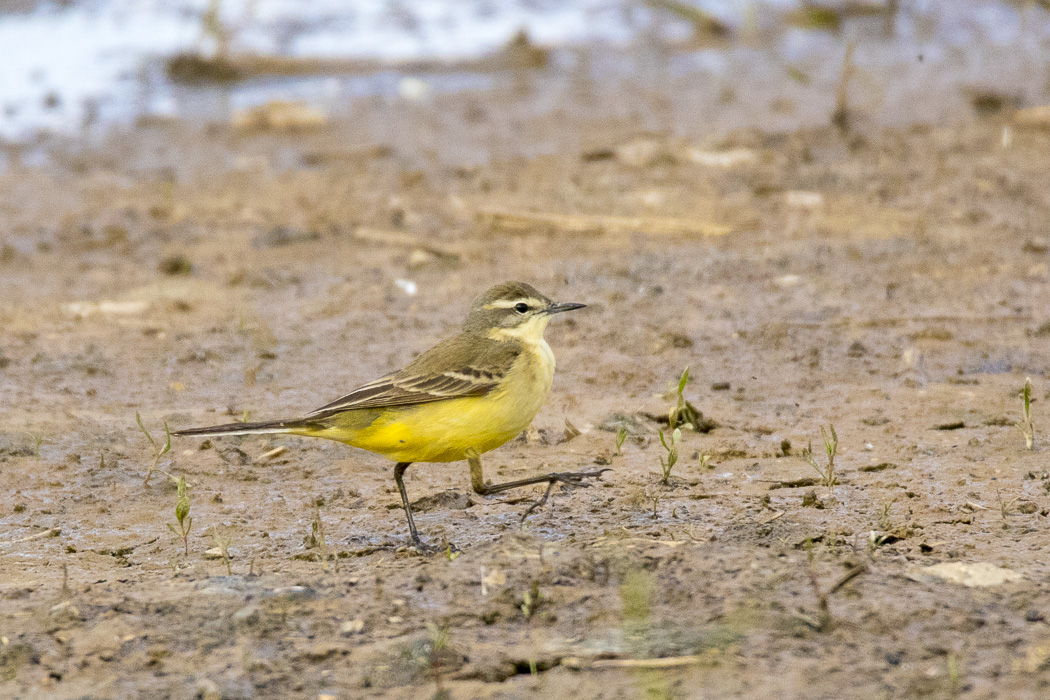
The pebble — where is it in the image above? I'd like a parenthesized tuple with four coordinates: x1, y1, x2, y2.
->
(340, 619, 365, 636)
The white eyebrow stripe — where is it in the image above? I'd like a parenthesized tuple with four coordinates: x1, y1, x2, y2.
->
(484, 297, 545, 310)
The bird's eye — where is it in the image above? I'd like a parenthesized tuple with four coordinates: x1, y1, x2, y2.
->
(514, 302, 529, 314)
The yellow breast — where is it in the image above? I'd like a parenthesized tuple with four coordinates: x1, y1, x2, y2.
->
(316, 338, 556, 463)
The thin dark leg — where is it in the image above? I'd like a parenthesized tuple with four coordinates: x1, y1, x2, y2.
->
(393, 462, 423, 546)
(466, 448, 609, 497)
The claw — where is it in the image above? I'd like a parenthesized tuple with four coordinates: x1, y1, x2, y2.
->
(549, 468, 612, 487)
(520, 468, 610, 523)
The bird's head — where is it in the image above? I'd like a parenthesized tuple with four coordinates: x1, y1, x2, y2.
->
(463, 281, 586, 340)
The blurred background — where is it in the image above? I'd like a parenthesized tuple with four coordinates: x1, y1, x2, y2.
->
(2, 0, 1050, 165)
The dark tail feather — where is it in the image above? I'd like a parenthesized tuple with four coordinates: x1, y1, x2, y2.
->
(173, 419, 308, 438)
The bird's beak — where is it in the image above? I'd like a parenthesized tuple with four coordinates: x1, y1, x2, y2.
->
(545, 301, 587, 315)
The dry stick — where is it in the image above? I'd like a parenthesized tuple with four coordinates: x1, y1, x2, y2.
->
(562, 655, 709, 670)
(476, 209, 731, 237)
(832, 42, 858, 132)
(1, 527, 61, 545)
(256, 446, 287, 462)
(352, 227, 461, 260)
(782, 313, 1033, 329)
(805, 559, 869, 632)
(827, 564, 868, 596)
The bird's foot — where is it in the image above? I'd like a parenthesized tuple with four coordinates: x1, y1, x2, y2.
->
(520, 468, 611, 523)
(407, 538, 460, 557)
(545, 467, 611, 488)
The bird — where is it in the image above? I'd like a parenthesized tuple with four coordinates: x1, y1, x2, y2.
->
(173, 281, 605, 549)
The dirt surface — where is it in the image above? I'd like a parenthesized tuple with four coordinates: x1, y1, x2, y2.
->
(5, 78, 1050, 699)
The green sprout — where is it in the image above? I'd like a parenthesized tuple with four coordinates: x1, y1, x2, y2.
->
(667, 365, 704, 432)
(31, 433, 43, 459)
(668, 366, 689, 430)
(137, 412, 171, 487)
(800, 425, 838, 491)
(424, 621, 452, 698)
(166, 475, 192, 556)
(520, 581, 541, 619)
(644, 481, 660, 518)
(658, 427, 681, 485)
(212, 529, 232, 575)
(615, 426, 627, 456)
(1016, 377, 1035, 450)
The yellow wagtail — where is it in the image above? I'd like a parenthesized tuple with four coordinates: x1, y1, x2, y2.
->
(174, 281, 604, 548)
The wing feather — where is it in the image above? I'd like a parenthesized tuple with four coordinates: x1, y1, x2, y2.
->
(305, 335, 519, 418)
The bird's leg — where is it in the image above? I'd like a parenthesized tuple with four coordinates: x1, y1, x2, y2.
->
(393, 462, 426, 549)
(466, 447, 610, 496)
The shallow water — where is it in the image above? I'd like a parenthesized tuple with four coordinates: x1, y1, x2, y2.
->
(2, 0, 1050, 143)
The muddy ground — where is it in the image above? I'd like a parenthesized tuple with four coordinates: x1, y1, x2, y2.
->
(5, 70, 1050, 699)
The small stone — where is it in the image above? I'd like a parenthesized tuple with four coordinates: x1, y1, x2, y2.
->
(801, 490, 824, 509)
(1026, 609, 1045, 622)
(194, 576, 248, 596)
(203, 547, 229, 560)
(387, 615, 404, 624)
(196, 678, 221, 700)
(302, 643, 347, 662)
(1024, 238, 1049, 254)
(596, 412, 649, 436)
(340, 619, 365, 636)
(267, 585, 316, 601)
(785, 190, 823, 208)
(232, 604, 260, 626)
(48, 600, 82, 622)
(1015, 105, 1050, 126)
(407, 249, 435, 268)
(158, 254, 193, 276)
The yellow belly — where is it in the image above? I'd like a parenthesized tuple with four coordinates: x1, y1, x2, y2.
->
(302, 360, 553, 463)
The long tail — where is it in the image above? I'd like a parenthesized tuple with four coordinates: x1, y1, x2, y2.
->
(172, 419, 312, 438)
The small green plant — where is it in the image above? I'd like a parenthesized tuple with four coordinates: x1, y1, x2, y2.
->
(615, 426, 627, 456)
(212, 529, 232, 575)
(800, 425, 838, 491)
(668, 366, 690, 430)
(644, 479, 660, 518)
(947, 653, 963, 696)
(877, 500, 894, 532)
(424, 622, 452, 698)
(996, 489, 1020, 524)
(698, 452, 712, 470)
(1016, 377, 1035, 450)
(620, 568, 653, 646)
(137, 412, 171, 486)
(658, 427, 681, 485)
(167, 475, 192, 556)
(520, 581, 541, 619)
(444, 545, 460, 561)
(31, 432, 43, 459)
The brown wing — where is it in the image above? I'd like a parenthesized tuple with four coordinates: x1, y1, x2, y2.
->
(305, 334, 519, 419)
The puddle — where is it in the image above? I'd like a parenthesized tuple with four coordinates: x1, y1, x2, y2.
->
(2, 1, 1050, 147)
